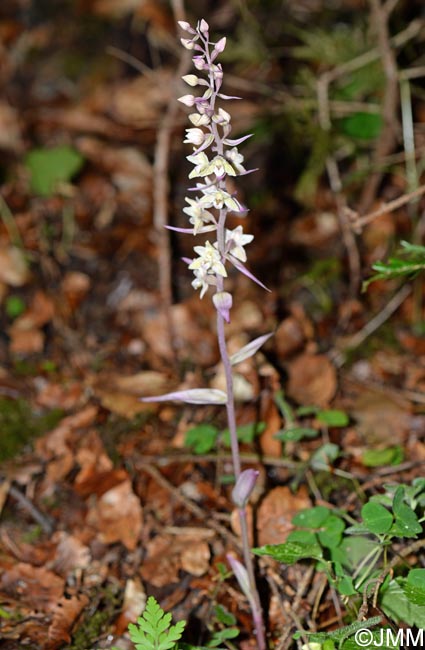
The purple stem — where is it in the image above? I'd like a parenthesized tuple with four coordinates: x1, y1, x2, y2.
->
(197, 28, 267, 649)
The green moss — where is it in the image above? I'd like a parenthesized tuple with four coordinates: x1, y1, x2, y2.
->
(69, 584, 122, 650)
(0, 398, 63, 461)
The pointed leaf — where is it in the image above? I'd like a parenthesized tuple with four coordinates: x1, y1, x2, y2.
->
(141, 388, 227, 405)
(230, 333, 274, 365)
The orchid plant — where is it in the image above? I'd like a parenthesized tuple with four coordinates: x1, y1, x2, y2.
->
(143, 18, 271, 650)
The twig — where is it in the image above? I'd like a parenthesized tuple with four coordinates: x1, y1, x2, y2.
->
(371, 538, 425, 608)
(347, 183, 425, 232)
(334, 284, 411, 364)
(135, 462, 241, 548)
(358, 0, 400, 212)
(274, 565, 315, 650)
(8, 483, 55, 535)
(153, 0, 191, 360)
(317, 62, 361, 294)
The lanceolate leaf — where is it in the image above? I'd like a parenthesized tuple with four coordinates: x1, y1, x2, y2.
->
(141, 388, 227, 405)
(230, 333, 274, 365)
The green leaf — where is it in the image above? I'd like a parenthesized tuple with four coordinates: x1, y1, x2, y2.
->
(316, 409, 349, 427)
(274, 426, 318, 442)
(404, 569, 425, 605)
(361, 502, 393, 534)
(381, 579, 425, 627)
(253, 541, 322, 564)
(340, 112, 382, 140)
(5, 296, 26, 319)
(213, 604, 236, 626)
(24, 145, 84, 196)
(185, 424, 219, 454)
(292, 506, 330, 528)
(362, 446, 403, 467)
(391, 487, 422, 537)
(128, 596, 186, 650)
(317, 514, 346, 549)
(222, 421, 265, 446)
(310, 443, 340, 470)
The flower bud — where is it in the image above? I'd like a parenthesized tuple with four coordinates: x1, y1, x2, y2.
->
(182, 74, 199, 87)
(227, 554, 254, 606)
(180, 38, 195, 50)
(178, 94, 196, 107)
(214, 37, 226, 54)
(178, 20, 195, 34)
(198, 18, 209, 34)
(232, 469, 259, 507)
(213, 291, 232, 323)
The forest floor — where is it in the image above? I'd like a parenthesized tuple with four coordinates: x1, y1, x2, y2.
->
(1, 1, 425, 649)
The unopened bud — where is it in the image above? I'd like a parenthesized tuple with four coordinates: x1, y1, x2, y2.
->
(182, 74, 199, 87)
(213, 291, 232, 323)
(178, 94, 196, 107)
(198, 19, 209, 34)
(232, 469, 259, 507)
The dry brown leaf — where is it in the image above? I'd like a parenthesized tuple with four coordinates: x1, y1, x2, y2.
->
(287, 353, 337, 406)
(9, 327, 44, 354)
(50, 532, 91, 576)
(180, 541, 210, 576)
(275, 316, 306, 360)
(0, 246, 28, 286)
(0, 563, 64, 612)
(257, 486, 311, 546)
(114, 578, 146, 634)
(140, 535, 181, 587)
(86, 479, 143, 550)
(350, 388, 410, 446)
(46, 594, 89, 650)
(61, 271, 91, 310)
(0, 101, 23, 152)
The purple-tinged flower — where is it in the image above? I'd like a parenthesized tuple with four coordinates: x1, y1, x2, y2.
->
(213, 291, 232, 323)
(232, 469, 259, 507)
(178, 94, 196, 107)
(178, 20, 196, 34)
(198, 18, 209, 34)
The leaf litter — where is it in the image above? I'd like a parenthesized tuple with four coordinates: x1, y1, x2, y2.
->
(0, 1, 425, 648)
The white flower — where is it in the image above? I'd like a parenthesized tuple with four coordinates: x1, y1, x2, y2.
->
(199, 188, 242, 212)
(191, 266, 213, 298)
(183, 197, 215, 234)
(224, 226, 254, 262)
(212, 107, 231, 125)
(188, 153, 236, 179)
(187, 152, 211, 178)
(225, 147, 246, 173)
(209, 155, 236, 178)
(189, 241, 227, 278)
(184, 128, 208, 146)
(189, 113, 210, 127)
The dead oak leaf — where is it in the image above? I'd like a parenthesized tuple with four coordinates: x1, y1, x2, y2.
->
(257, 486, 311, 546)
(46, 594, 89, 650)
(0, 563, 64, 612)
(86, 479, 142, 550)
(287, 353, 337, 407)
